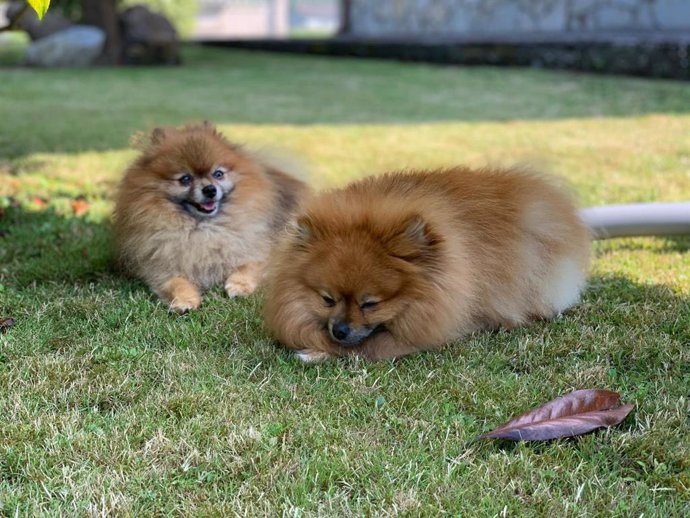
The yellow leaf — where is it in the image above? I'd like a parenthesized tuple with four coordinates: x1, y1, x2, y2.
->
(27, 0, 51, 20)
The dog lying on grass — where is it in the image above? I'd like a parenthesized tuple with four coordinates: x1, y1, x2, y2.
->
(114, 122, 309, 312)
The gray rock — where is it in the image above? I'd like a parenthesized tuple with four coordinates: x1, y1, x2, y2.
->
(120, 5, 180, 65)
(25, 26, 106, 67)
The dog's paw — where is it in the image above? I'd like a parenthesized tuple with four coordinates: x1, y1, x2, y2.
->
(224, 276, 258, 298)
(294, 349, 331, 363)
(168, 294, 201, 313)
(158, 277, 202, 313)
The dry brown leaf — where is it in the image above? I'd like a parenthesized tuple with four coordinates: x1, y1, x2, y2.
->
(478, 389, 634, 441)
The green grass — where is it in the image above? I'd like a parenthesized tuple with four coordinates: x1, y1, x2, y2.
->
(1, 43, 689, 516)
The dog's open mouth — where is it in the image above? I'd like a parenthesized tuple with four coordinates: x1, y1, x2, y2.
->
(194, 200, 218, 213)
(183, 199, 220, 216)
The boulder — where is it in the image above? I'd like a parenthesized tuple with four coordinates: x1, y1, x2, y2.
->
(119, 5, 181, 65)
(25, 25, 106, 67)
(6, 1, 73, 41)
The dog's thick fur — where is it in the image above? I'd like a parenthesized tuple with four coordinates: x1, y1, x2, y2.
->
(264, 167, 590, 361)
(113, 122, 308, 312)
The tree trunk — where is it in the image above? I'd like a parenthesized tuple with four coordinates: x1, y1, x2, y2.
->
(339, 0, 351, 35)
(81, 0, 121, 64)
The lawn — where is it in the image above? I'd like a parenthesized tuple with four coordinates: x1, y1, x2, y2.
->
(0, 44, 689, 516)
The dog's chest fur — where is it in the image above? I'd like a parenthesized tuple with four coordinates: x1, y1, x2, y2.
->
(135, 202, 275, 289)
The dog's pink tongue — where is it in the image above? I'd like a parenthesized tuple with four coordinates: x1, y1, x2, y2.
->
(201, 201, 216, 211)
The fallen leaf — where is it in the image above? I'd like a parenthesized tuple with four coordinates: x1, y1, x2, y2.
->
(0, 317, 16, 333)
(31, 196, 48, 209)
(71, 197, 90, 217)
(478, 389, 634, 441)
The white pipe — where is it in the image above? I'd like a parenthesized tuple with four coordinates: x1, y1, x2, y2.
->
(580, 202, 690, 240)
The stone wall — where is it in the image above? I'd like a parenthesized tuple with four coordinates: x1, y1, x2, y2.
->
(347, 0, 690, 36)
(203, 0, 690, 79)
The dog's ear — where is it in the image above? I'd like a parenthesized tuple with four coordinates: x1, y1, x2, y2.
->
(293, 216, 314, 243)
(287, 215, 314, 248)
(386, 214, 441, 263)
(402, 215, 429, 246)
(150, 127, 167, 144)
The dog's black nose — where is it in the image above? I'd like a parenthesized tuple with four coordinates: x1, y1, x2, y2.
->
(331, 322, 350, 341)
(202, 185, 217, 198)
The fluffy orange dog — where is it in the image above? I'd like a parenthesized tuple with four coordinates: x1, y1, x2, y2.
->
(264, 167, 590, 361)
(114, 122, 308, 312)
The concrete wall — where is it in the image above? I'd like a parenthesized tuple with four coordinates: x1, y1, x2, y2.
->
(347, 0, 690, 36)
(193, 0, 289, 39)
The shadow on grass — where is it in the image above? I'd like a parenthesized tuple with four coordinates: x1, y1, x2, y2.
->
(2, 205, 687, 350)
(3, 203, 688, 296)
(0, 205, 116, 287)
(0, 205, 258, 320)
(583, 274, 688, 334)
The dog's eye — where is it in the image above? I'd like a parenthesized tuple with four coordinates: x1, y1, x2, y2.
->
(212, 169, 224, 179)
(360, 301, 379, 310)
(321, 295, 336, 307)
(179, 174, 193, 185)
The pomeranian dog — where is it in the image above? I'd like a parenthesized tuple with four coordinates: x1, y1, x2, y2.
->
(113, 122, 308, 312)
(264, 167, 590, 361)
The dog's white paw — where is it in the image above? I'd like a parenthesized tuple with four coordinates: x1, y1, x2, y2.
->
(168, 296, 201, 313)
(224, 278, 258, 298)
(294, 350, 331, 363)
